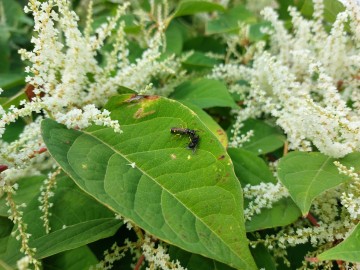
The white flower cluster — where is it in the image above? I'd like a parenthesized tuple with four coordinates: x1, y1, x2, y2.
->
(38, 168, 61, 234)
(211, 0, 360, 158)
(252, 216, 355, 251)
(141, 235, 187, 270)
(54, 104, 122, 133)
(243, 181, 289, 221)
(334, 161, 360, 219)
(5, 185, 41, 270)
(19, 0, 179, 111)
(91, 242, 129, 270)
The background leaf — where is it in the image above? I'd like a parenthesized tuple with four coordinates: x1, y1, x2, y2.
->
(277, 152, 360, 215)
(170, 78, 237, 109)
(169, 246, 236, 270)
(41, 94, 257, 269)
(228, 148, 301, 231)
(236, 119, 285, 155)
(172, 0, 225, 18)
(228, 148, 276, 186)
(206, 5, 256, 35)
(181, 52, 222, 71)
(43, 246, 98, 270)
(0, 174, 120, 266)
(317, 223, 360, 263)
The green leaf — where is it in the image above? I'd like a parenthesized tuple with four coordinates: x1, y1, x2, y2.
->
(0, 174, 120, 266)
(172, 0, 225, 18)
(248, 22, 271, 42)
(0, 217, 13, 254)
(228, 148, 276, 186)
(179, 100, 228, 148)
(164, 22, 184, 56)
(181, 51, 222, 71)
(1, 0, 25, 27)
(317, 223, 360, 262)
(32, 219, 120, 259)
(250, 244, 277, 270)
(206, 5, 256, 35)
(169, 246, 236, 270)
(228, 148, 301, 231)
(0, 175, 45, 217)
(0, 26, 11, 73)
(277, 152, 360, 215)
(245, 197, 301, 232)
(300, 0, 345, 23)
(183, 36, 225, 54)
(43, 246, 98, 270)
(0, 74, 25, 90)
(0, 91, 27, 112)
(41, 94, 257, 269)
(238, 119, 285, 155)
(1, 118, 25, 143)
(170, 78, 237, 109)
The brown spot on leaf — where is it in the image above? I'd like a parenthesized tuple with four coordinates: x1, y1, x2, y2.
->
(170, 154, 177, 160)
(125, 94, 145, 103)
(217, 155, 225, 160)
(125, 95, 159, 103)
(144, 95, 159, 100)
(133, 108, 156, 119)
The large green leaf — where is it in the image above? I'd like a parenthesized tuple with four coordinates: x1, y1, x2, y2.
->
(41, 94, 257, 269)
(317, 223, 360, 262)
(300, 0, 345, 23)
(170, 78, 237, 109)
(206, 5, 256, 35)
(277, 152, 360, 215)
(0, 175, 45, 217)
(228, 148, 276, 187)
(179, 100, 228, 148)
(182, 52, 222, 72)
(228, 148, 301, 231)
(238, 118, 285, 155)
(0, 73, 25, 90)
(169, 246, 236, 270)
(172, 0, 225, 18)
(43, 246, 98, 270)
(0, 174, 120, 266)
(245, 197, 301, 232)
(250, 244, 276, 270)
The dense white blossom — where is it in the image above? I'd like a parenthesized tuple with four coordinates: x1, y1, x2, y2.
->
(211, 1, 360, 158)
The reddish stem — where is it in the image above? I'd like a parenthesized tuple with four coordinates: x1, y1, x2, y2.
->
(134, 254, 145, 270)
(305, 257, 319, 263)
(306, 213, 320, 227)
(336, 260, 345, 270)
(0, 165, 8, 173)
(28, 147, 47, 158)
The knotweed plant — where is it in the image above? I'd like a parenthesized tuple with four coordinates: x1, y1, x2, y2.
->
(209, 0, 360, 268)
(1, 0, 360, 269)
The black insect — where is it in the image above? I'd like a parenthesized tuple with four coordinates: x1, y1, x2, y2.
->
(170, 127, 200, 152)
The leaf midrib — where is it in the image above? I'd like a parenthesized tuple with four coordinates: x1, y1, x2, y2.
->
(76, 127, 250, 268)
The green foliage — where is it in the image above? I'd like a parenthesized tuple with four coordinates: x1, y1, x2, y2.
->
(278, 152, 360, 215)
(170, 78, 237, 109)
(206, 5, 256, 34)
(235, 119, 285, 155)
(41, 95, 257, 269)
(172, 0, 225, 18)
(0, 175, 121, 266)
(318, 223, 360, 262)
(1, 0, 359, 269)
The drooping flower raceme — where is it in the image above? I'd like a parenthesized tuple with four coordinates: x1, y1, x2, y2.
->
(211, 0, 360, 158)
